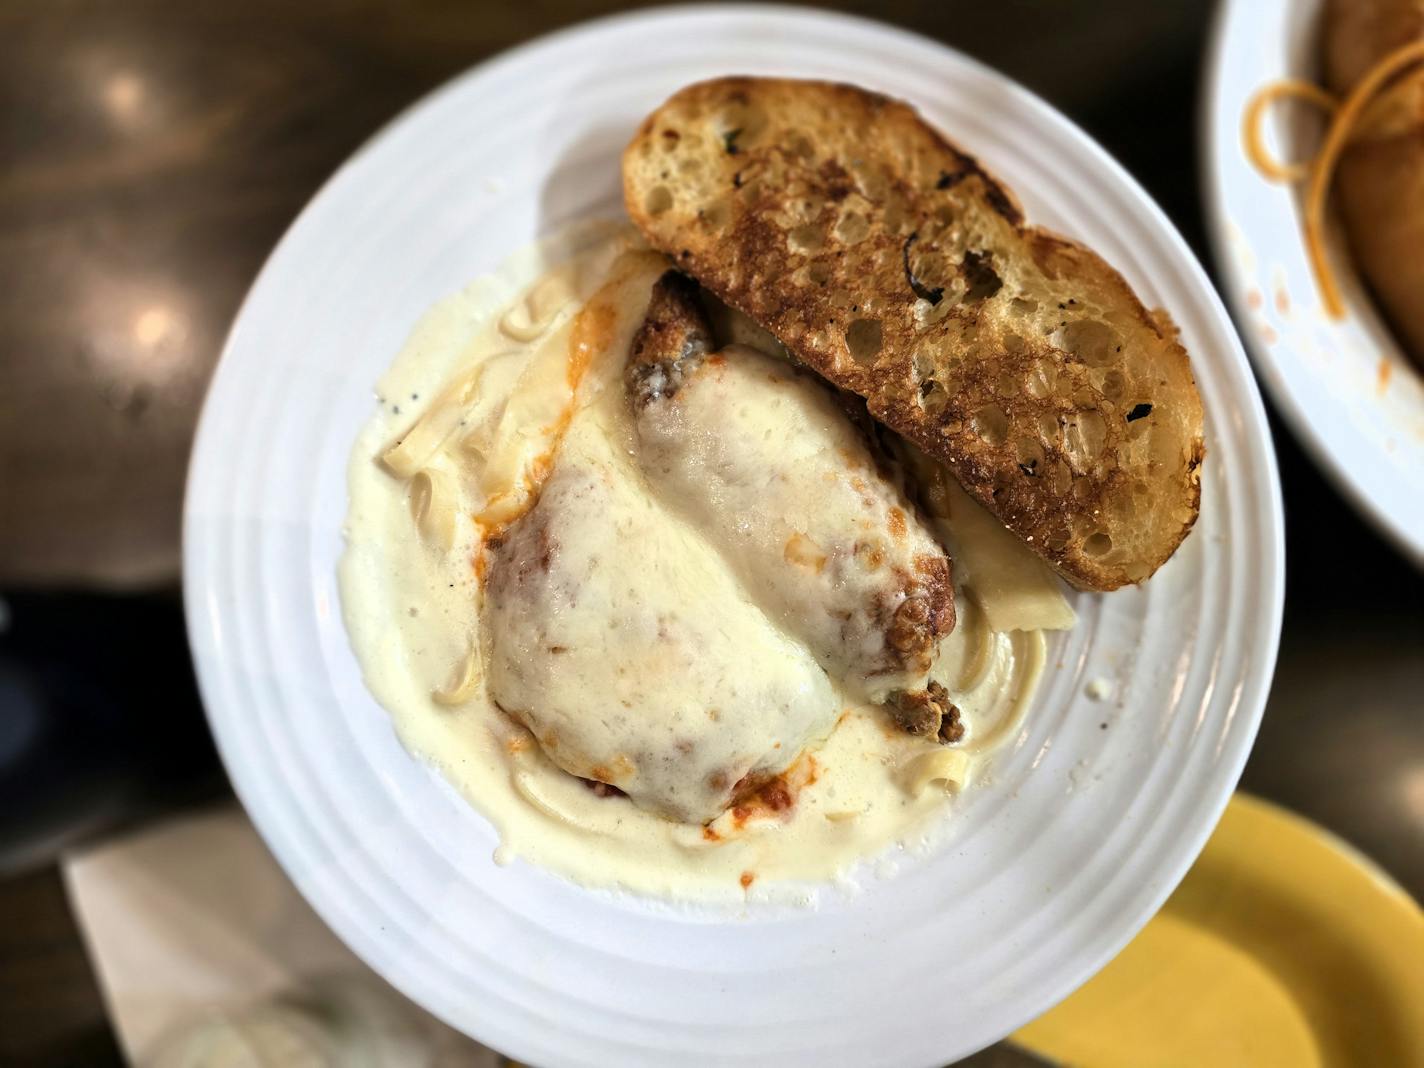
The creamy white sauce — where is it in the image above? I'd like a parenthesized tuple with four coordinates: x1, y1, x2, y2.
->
(339, 222, 1073, 905)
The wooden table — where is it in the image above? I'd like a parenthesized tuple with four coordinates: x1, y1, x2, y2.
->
(2, 1, 1421, 1064)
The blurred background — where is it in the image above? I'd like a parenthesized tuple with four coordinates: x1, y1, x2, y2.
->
(1, 1, 1421, 1065)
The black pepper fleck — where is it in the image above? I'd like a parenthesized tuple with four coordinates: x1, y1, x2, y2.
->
(1127, 403, 1153, 421)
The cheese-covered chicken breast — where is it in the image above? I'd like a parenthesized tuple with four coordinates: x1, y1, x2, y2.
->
(483, 409, 838, 824)
(628, 272, 956, 711)
(485, 271, 958, 826)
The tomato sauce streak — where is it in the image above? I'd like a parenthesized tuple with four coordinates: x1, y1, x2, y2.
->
(729, 755, 820, 830)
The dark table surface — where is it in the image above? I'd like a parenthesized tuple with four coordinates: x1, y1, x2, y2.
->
(2, 1, 1422, 1064)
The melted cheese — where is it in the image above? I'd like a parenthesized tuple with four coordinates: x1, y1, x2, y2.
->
(339, 222, 1066, 905)
(484, 404, 840, 824)
(632, 344, 954, 700)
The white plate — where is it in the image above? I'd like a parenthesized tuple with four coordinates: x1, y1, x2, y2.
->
(1203, 0, 1424, 566)
(184, 7, 1284, 1065)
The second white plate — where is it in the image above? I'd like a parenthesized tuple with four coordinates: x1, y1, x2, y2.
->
(185, 7, 1284, 1066)
(1204, 0, 1424, 566)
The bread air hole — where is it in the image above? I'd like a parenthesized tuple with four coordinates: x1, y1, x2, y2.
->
(1016, 437, 1045, 473)
(961, 251, 1003, 302)
(1037, 411, 1060, 445)
(917, 279, 964, 327)
(1101, 369, 1126, 401)
(699, 199, 731, 230)
(845, 318, 884, 364)
(789, 223, 825, 255)
(807, 260, 832, 286)
(1061, 320, 1119, 367)
(787, 130, 815, 159)
(972, 404, 1009, 446)
(834, 211, 870, 245)
(795, 193, 826, 221)
(1025, 359, 1056, 400)
(921, 382, 949, 417)
(848, 159, 888, 200)
(1063, 410, 1107, 468)
(645, 185, 674, 216)
(1083, 531, 1113, 557)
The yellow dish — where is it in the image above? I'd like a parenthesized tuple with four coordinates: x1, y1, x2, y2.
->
(1013, 793, 1424, 1066)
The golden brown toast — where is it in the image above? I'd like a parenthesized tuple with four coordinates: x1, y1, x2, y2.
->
(622, 77, 1205, 590)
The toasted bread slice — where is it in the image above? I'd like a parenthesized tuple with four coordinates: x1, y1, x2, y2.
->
(622, 78, 1205, 590)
